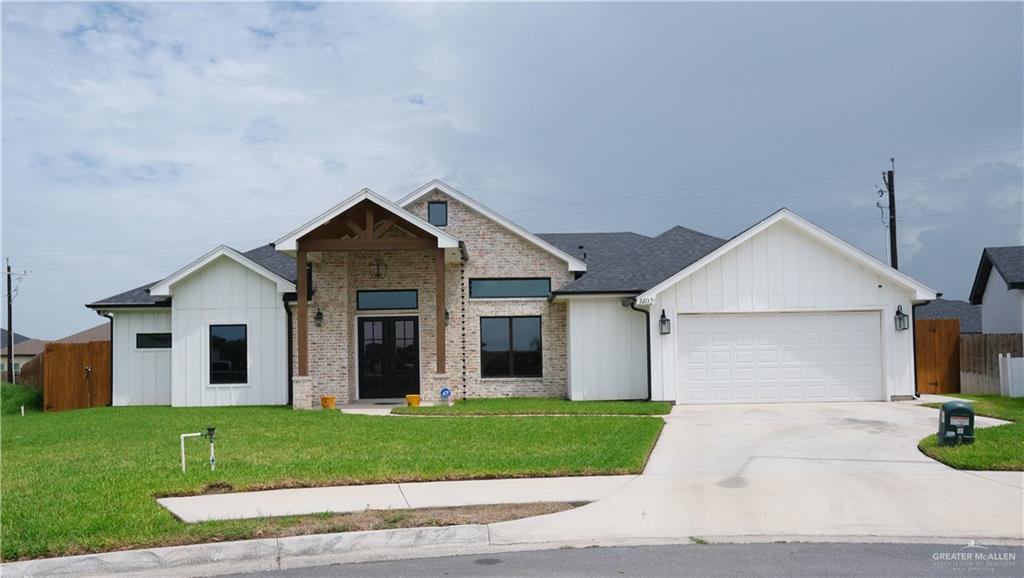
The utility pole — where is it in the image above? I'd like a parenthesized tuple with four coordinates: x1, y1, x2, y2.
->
(5, 259, 13, 384)
(883, 158, 898, 270)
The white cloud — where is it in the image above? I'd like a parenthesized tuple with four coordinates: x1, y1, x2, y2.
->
(2, 2, 1021, 337)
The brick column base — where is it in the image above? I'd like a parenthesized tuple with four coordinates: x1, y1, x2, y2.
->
(292, 376, 314, 410)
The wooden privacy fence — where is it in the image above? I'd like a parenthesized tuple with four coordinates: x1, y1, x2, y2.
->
(18, 354, 43, 388)
(39, 341, 111, 412)
(960, 333, 1024, 395)
(915, 319, 961, 394)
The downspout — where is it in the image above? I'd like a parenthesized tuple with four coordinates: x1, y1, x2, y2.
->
(97, 310, 115, 406)
(284, 299, 293, 406)
(627, 298, 653, 401)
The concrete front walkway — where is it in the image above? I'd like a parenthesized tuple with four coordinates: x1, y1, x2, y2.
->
(489, 401, 1024, 545)
(158, 476, 634, 523)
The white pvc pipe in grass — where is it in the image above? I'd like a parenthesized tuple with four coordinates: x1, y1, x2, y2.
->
(180, 432, 203, 473)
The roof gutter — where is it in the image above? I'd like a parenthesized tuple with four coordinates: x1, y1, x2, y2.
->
(626, 297, 653, 402)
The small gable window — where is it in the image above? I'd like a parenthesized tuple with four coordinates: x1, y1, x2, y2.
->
(427, 201, 448, 227)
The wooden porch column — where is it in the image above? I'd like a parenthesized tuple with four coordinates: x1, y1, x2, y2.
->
(435, 248, 446, 374)
(296, 246, 308, 376)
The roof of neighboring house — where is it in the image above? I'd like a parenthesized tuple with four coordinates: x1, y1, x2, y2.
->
(1, 338, 46, 357)
(537, 232, 652, 274)
(969, 246, 1024, 304)
(57, 322, 112, 343)
(914, 298, 982, 333)
(0, 328, 32, 345)
(87, 245, 297, 309)
(553, 226, 727, 294)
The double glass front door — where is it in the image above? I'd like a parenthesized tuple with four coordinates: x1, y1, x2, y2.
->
(358, 317, 419, 399)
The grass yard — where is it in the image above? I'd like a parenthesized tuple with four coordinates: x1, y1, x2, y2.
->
(919, 394, 1024, 471)
(1, 381, 42, 415)
(0, 403, 662, 560)
(392, 397, 672, 416)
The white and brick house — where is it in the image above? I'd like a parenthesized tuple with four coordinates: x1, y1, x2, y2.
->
(88, 179, 937, 408)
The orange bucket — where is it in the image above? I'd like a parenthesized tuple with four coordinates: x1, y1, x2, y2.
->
(320, 396, 336, 410)
(405, 394, 421, 407)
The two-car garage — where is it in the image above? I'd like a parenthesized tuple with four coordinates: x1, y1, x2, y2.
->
(677, 311, 885, 404)
(561, 210, 936, 404)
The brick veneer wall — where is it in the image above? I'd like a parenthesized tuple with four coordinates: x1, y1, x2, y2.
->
(291, 188, 573, 408)
(407, 190, 573, 401)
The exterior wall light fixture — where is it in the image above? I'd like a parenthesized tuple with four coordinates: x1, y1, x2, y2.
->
(659, 309, 672, 335)
(894, 305, 910, 331)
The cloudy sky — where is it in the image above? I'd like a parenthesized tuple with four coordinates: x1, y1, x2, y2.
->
(2, 1, 1022, 339)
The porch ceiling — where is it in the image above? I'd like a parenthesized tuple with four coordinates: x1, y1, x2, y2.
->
(274, 187, 459, 253)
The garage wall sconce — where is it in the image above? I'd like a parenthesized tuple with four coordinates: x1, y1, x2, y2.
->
(659, 310, 672, 335)
(894, 305, 910, 331)
(313, 307, 324, 327)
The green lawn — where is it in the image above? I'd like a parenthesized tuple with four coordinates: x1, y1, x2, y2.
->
(392, 397, 672, 416)
(2, 381, 42, 415)
(1, 404, 663, 560)
(919, 394, 1024, 471)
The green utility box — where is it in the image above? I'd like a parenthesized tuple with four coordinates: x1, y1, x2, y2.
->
(937, 400, 975, 446)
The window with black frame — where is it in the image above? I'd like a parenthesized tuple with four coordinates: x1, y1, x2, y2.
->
(210, 324, 247, 384)
(469, 278, 550, 299)
(136, 332, 171, 349)
(480, 316, 542, 377)
(427, 201, 448, 226)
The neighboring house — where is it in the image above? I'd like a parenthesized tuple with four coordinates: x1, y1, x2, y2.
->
(56, 322, 112, 344)
(1, 338, 47, 381)
(87, 179, 936, 408)
(914, 298, 982, 333)
(969, 246, 1024, 334)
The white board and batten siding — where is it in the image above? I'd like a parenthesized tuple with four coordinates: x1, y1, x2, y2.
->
(170, 256, 288, 406)
(110, 309, 172, 405)
(649, 220, 917, 403)
(566, 298, 648, 400)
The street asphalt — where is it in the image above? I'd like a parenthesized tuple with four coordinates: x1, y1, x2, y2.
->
(223, 542, 1024, 577)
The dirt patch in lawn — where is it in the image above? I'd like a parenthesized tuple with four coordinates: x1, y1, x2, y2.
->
(265, 502, 582, 537)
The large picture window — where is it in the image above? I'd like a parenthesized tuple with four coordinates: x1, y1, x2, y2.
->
(357, 290, 418, 310)
(469, 278, 550, 299)
(210, 324, 247, 384)
(480, 316, 542, 378)
(136, 332, 171, 349)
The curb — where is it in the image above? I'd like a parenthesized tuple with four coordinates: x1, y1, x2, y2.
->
(4, 527, 1022, 577)
(1, 525, 491, 577)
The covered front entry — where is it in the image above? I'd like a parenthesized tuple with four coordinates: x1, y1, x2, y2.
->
(677, 311, 884, 403)
(358, 317, 420, 399)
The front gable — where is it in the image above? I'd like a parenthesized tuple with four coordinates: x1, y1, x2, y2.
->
(149, 246, 295, 297)
(400, 180, 586, 273)
(639, 209, 936, 306)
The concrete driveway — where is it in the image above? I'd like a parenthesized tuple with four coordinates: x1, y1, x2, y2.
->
(490, 402, 1023, 545)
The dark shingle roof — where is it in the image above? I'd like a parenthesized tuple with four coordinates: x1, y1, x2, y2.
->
(86, 281, 168, 308)
(537, 232, 651, 273)
(554, 226, 726, 294)
(969, 246, 1024, 304)
(87, 244, 297, 309)
(914, 298, 982, 333)
(244, 244, 297, 282)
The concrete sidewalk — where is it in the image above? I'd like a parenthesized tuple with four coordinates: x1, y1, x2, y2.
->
(158, 476, 635, 522)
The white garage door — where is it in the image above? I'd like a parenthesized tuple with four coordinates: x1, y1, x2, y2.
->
(678, 311, 883, 404)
